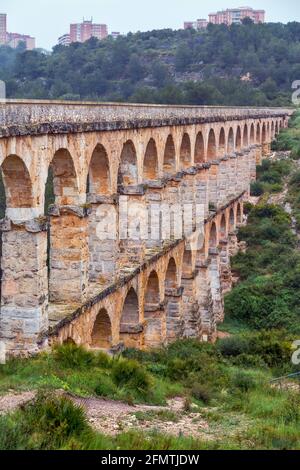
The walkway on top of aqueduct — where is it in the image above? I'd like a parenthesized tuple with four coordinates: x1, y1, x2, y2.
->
(0, 100, 293, 356)
(0, 100, 292, 135)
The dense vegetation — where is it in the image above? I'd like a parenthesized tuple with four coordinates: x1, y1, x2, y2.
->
(1, 20, 300, 105)
(0, 332, 299, 450)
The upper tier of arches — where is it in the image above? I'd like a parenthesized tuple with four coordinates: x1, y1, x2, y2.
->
(0, 116, 285, 217)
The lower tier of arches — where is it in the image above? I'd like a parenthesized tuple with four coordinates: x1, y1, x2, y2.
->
(45, 195, 245, 352)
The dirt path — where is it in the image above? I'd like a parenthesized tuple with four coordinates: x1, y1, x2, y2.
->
(71, 395, 212, 437)
(0, 391, 35, 414)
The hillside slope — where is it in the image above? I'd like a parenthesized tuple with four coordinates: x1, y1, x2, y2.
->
(1, 21, 300, 105)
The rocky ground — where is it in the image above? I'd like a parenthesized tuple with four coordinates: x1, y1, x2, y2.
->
(0, 390, 252, 440)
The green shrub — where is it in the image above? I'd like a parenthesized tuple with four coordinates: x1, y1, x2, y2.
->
(94, 376, 117, 397)
(217, 336, 250, 357)
(232, 371, 256, 392)
(191, 383, 212, 404)
(250, 181, 264, 196)
(94, 351, 112, 369)
(54, 344, 95, 369)
(112, 359, 152, 394)
(0, 393, 88, 450)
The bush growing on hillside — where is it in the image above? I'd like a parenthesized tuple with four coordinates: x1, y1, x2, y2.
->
(232, 371, 256, 392)
(0, 393, 87, 450)
(54, 343, 95, 369)
(191, 384, 213, 404)
(250, 181, 264, 196)
(217, 336, 250, 357)
(112, 359, 152, 395)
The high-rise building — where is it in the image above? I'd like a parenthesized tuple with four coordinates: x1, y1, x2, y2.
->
(58, 33, 71, 46)
(6, 32, 35, 50)
(0, 13, 7, 45)
(111, 32, 121, 40)
(184, 19, 208, 30)
(209, 7, 265, 25)
(69, 19, 108, 44)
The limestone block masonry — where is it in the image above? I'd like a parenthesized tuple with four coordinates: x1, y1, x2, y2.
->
(0, 100, 292, 356)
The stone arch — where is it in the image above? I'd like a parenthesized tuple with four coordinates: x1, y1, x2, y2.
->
(182, 248, 193, 278)
(119, 287, 141, 348)
(1, 155, 33, 211)
(275, 121, 279, 134)
(220, 214, 227, 239)
(118, 140, 138, 187)
(218, 128, 226, 157)
(145, 270, 160, 306)
(229, 207, 235, 231)
(165, 257, 178, 290)
(144, 270, 163, 347)
(256, 123, 261, 143)
(88, 144, 110, 196)
(91, 308, 112, 349)
(144, 138, 158, 181)
(227, 128, 235, 153)
(209, 222, 217, 248)
(271, 121, 275, 139)
(207, 129, 217, 160)
(194, 131, 205, 163)
(165, 257, 181, 343)
(120, 287, 139, 328)
(47, 148, 79, 207)
(243, 124, 248, 148)
(236, 203, 243, 225)
(180, 133, 191, 169)
(235, 126, 242, 151)
(250, 123, 255, 144)
(163, 135, 176, 175)
(63, 337, 76, 345)
(262, 123, 267, 143)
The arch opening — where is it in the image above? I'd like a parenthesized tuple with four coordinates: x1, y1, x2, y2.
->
(250, 124, 255, 144)
(180, 133, 191, 168)
(163, 135, 176, 174)
(118, 140, 138, 187)
(165, 258, 177, 290)
(88, 144, 110, 196)
(220, 214, 227, 239)
(144, 138, 158, 181)
(229, 208, 235, 232)
(207, 129, 217, 160)
(91, 308, 112, 349)
(227, 128, 234, 153)
(1, 155, 33, 210)
(209, 222, 217, 249)
(219, 128, 226, 157)
(236, 204, 242, 225)
(47, 149, 79, 208)
(256, 123, 261, 144)
(243, 124, 248, 148)
(194, 132, 205, 163)
(145, 271, 160, 307)
(262, 124, 267, 143)
(236, 127, 242, 151)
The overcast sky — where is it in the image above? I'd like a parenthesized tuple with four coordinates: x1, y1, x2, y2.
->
(1, 0, 300, 50)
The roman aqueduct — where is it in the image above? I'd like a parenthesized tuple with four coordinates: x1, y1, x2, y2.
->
(0, 101, 292, 356)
